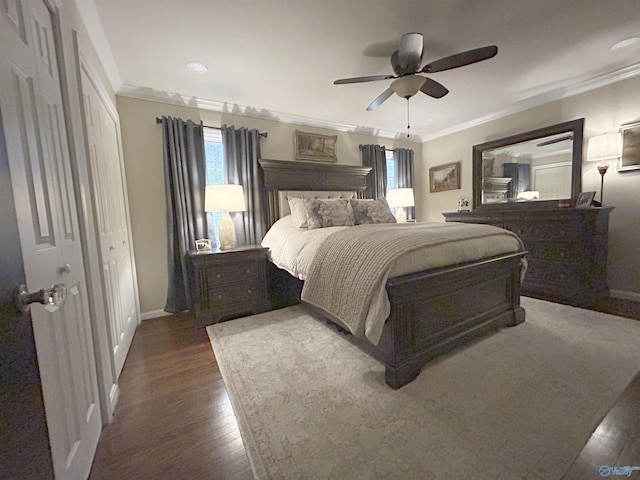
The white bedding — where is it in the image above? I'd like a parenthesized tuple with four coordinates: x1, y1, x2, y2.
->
(261, 216, 525, 344)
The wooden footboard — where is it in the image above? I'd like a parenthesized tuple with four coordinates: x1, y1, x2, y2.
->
(379, 252, 526, 388)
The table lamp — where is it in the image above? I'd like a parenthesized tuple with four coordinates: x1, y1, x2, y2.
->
(386, 188, 415, 223)
(205, 184, 246, 250)
(587, 132, 622, 204)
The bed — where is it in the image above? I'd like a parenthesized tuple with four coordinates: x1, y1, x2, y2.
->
(259, 159, 527, 388)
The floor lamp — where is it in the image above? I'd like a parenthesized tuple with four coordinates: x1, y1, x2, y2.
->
(205, 184, 246, 250)
(587, 132, 622, 205)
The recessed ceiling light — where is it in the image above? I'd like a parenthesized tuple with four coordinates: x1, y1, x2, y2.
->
(186, 61, 208, 73)
(611, 37, 640, 51)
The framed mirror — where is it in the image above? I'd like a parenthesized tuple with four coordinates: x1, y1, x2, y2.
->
(472, 118, 584, 209)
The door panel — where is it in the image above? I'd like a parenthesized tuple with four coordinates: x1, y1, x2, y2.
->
(10, 63, 57, 246)
(0, 0, 101, 478)
(80, 67, 137, 377)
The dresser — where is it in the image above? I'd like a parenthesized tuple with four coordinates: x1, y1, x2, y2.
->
(187, 245, 270, 327)
(443, 207, 614, 307)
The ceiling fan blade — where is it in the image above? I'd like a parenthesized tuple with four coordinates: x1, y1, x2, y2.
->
(396, 32, 423, 73)
(366, 88, 394, 111)
(420, 77, 449, 98)
(334, 74, 394, 85)
(421, 45, 498, 73)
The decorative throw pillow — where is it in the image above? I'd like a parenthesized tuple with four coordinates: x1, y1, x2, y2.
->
(304, 198, 354, 229)
(287, 197, 308, 228)
(350, 198, 397, 225)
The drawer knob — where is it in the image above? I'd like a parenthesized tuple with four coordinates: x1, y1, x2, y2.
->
(216, 273, 221, 278)
(217, 294, 223, 299)
(246, 269, 251, 274)
(247, 289, 252, 294)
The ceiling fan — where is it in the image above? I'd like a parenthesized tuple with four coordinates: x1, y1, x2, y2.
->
(334, 33, 497, 136)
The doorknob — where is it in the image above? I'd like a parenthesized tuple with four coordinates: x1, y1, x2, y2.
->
(58, 263, 71, 274)
(14, 283, 67, 313)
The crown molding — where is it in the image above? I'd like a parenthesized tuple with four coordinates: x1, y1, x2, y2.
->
(420, 62, 640, 142)
(117, 85, 422, 142)
(119, 62, 640, 145)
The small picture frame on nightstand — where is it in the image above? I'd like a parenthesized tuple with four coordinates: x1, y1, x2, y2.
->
(195, 238, 212, 252)
(575, 191, 595, 209)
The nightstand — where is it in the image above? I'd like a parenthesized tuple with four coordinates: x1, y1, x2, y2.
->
(187, 245, 271, 327)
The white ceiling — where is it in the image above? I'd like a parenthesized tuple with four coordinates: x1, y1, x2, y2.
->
(83, 0, 640, 141)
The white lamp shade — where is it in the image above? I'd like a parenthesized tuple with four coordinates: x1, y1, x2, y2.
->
(390, 76, 426, 98)
(587, 133, 622, 162)
(386, 188, 415, 208)
(205, 184, 247, 212)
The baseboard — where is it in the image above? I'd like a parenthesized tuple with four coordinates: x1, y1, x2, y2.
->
(140, 309, 172, 321)
(610, 290, 640, 302)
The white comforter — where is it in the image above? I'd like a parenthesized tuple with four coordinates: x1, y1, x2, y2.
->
(261, 216, 525, 344)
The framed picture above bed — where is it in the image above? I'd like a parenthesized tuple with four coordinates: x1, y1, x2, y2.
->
(429, 161, 461, 193)
(294, 130, 337, 163)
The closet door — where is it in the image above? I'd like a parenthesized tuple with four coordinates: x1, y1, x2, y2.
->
(79, 65, 138, 378)
(0, 0, 101, 477)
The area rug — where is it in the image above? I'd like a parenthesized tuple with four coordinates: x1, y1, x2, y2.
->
(207, 297, 640, 480)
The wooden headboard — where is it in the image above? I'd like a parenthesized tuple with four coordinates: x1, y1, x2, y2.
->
(259, 159, 371, 228)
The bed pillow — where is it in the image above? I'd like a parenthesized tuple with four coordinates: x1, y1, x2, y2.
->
(350, 198, 397, 225)
(304, 198, 354, 229)
(287, 196, 309, 228)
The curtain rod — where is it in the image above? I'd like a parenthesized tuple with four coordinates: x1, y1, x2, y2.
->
(155, 117, 267, 138)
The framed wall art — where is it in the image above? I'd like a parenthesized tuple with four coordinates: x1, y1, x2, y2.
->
(619, 120, 640, 172)
(429, 161, 461, 193)
(294, 130, 337, 163)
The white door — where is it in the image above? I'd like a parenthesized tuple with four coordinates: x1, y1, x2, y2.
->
(79, 65, 137, 377)
(0, 0, 101, 478)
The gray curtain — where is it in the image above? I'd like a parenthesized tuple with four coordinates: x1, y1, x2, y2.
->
(395, 148, 415, 220)
(360, 144, 387, 199)
(160, 116, 207, 313)
(222, 124, 266, 245)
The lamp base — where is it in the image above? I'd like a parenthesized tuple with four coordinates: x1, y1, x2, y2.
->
(597, 162, 609, 205)
(395, 206, 407, 223)
(218, 211, 236, 250)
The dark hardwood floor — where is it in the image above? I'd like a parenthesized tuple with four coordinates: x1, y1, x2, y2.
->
(562, 370, 640, 479)
(89, 297, 640, 479)
(88, 312, 253, 480)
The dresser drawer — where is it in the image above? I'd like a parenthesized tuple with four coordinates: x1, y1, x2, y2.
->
(506, 220, 581, 241)
(207, 281, 263, 308)
(206, 261, 262, 286)
(523, 240, 583, 263)
(524, 259, 581, 288)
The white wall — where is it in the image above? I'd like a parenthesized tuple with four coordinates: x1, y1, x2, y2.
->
(116, 95, 421, 314)
(419, 75, 640, 298)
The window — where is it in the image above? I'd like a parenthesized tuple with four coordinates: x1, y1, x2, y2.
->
(204, 128, 225, 245)
(386, 149, 397, 193)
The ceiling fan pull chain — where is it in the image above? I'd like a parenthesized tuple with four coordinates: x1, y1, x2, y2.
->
(406, 98, 411, 138)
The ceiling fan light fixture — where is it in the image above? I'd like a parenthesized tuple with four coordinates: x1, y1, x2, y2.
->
(391, 76, 426, 98)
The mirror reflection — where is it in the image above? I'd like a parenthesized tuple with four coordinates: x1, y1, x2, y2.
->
(481, 132, 574, 204)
